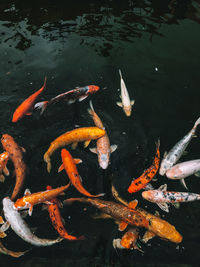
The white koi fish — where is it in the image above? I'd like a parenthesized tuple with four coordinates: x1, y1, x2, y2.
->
(116, 69, 134, 116)
(142, 184, 200, 212)
(166, 159, 200, 189)
(88, 100, 117, 169)
(1, 197, 63, 246)
(159, 117, 200, 176)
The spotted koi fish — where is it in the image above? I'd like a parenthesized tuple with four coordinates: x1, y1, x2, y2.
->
(142, 184, 200, 212)
(12, 77, 47, 122)
(128, 140, 160, 193)
(34, 85, 99, 114)
(0, 151, 9, 182)
(44, 126, 106, 173)
(46, 185, 84, 241)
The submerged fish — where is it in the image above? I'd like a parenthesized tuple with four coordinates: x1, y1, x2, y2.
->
(88, 100, 117, 169)
(12, 77, 47, 122)
(116, 69, 134, 116)
(159, 117, 200, 176)
(34, 85, 99, 114)
(0, 241, 28, 258)
(142, 184, 200, 212)
(2, 197, 63, 246)
(44, 126, 105, 173)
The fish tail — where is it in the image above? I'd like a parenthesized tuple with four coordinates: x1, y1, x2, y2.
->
(156, 138, 160, 148)
(119, 69, 122, 79)
(88, 100, 94, 116)
(193, 116, 200, 129)
(89, 100, 94, 112)
(34, 101, 49, 114)
(42, 76, 47, 91)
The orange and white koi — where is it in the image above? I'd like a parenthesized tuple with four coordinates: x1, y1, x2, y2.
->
(13, 183, 71, 216)
(44, 126, 106, 173)
(116, 69, 134, 116)
(46, 185, 84, 241)
(159, 117, 200, 176)
(59, 149, 104, 197)
(1, 197, 63, 246)
(88, 101, 117, 169)
(142, 184, 200, 212)
(1, 134, 27, 201)
(34, 85, 99, 114)
(12, 77, 47, 122)
(0, 151, 9, 182)
(128, 140, 160, 193)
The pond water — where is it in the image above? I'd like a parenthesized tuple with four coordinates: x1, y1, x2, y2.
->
(0, 0, 200, 266)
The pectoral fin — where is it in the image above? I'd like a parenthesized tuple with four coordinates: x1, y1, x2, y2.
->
(73, 158, 82, 164)
(0, 232, 7, 238)
(0, 216, 4, 224)
(84, 140, 91, 148)
(131, 100, 135, 106)
(24, 189, 31, 196)
(20, 146, 26, 153)
(92, 213, 112, 220)
(0, 221, 10, 232)
(157, 203, 169, 213)
(180, 178, 188, 190)
(3, 166, 9, 176)
(128, 200, 138, 209)
(28, 205, 33, 216)
(142, 230, 156, 243)
(58, 164, 65, 173)
(78, 96, 88, 102)
(71, 142, 78, 150)
(110, 144, 118, 153)
(118, 221, 128, 231)
(89, 147, 97, 154)
(116, 102, 123, 107)
(172, 203, 180, 209)
(158, 184, 167, 191)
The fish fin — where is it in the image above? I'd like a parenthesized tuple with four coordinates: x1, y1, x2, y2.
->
(89, 147, 97, 154)
(152, 178, 158, 182)
(20, 210, 29, 218)
(92, 213, 112, 220)
(172, 203, 180, 209)
(34, 101, 49, 114)
(67, 99, 76, 104)
(158, 184, 167, 191)
(84, 140, 91, 148)
(157, 203, 169, 213)
(0, 221, 10, 232)
(3, 166, 9, 176)
(163, 151, 168, 157)
(142, 230, 156, 243)
(194, 171, 200, 177)
(25, 112, 32, 116)
(119, 69, 123, 79)
(110, 144, 118, 153)
(0, 216, 4, 224)
(130, 100, 135, 106)
(78, 96, 88, 102)
(0, 232, 7, 238)
(20, 146, 26, 153)
(134, 243, 144, 253)
(0, 174, 5, 183)
(116, 102, 123, 107)
(59, 192, 66, 196)
(128, 200, 138, 209)
(28, 206, 33, 216)
(154, 210, 160, 217)
(118, 221, 128, 231)
(144, 183, 154, 191)
(113, 238, 124, 249)
(193, 116, 200, 129)
(89, 100, 94, 111)
(180, 178, 188, 190)
(74, 158, 82, 165)
(58, 163, 64, 173)
(71, 142, 78, 150)
(24, 188, 31, 196)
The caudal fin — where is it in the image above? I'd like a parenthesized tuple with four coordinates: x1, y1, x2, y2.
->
(34, 101, 49, 114)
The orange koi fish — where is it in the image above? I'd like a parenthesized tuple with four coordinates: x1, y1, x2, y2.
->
(59, 149, 104, 197)
(0, 152, 9, 182)
(46, 185, 84, 241)
(88, 101, 117, 169)
(14, 183, 70, 216)
(12, 77, 47, 122)
(1, 134, 27, 201)
(128, 140, 160, 193)
(44, 126, 106, 173)
(112, 184, 182, 243)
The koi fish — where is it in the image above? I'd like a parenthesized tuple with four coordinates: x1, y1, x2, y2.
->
(116, 69, 134, 117)
(12, 77, 47, 122)
(159, 117, 200, 176)
(166, 159, 200, 189)
(14, 183, 71, 216)
(46, 185, 84, 241)
(142, 184, 200, 212)
(113, 227, 143, 252)
(34, 85, 99, 114)
(1, 197, 63, 246)
(1, 134, 27, 201)
(0, 152, 9, 182)
(59, 149, 104, 197)
(112, 184, 182, 243)
(44, 126, 106, 173)
(128, 140, 160, 193)
(88, 101, 117, 169)
(0, 241, 28, 257)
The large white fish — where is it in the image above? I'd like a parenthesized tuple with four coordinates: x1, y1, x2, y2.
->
(166, 159, 200, 189)
(159, 117, 200, 176)
(116, 69, 134, 116)
(1, 197, 63, 246)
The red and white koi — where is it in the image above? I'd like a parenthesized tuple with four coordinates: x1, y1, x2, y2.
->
(1, 197, 63, 246)
(142, 184, 200, 212)
(88, 101, 117, 169)
(34, 85, 99, 114)
(116, 69, 134, 117)
(159, 117, 200, 176)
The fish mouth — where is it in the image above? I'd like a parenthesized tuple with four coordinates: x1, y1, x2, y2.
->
(100, 161, 109, 169)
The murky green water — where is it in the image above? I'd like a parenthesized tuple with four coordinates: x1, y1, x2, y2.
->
(0, 0, 200, 266)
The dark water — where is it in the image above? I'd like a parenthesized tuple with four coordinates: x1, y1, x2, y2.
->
(0, 0, 200, 266)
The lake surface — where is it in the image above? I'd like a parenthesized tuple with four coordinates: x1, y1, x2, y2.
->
(0, 0, 200, 266)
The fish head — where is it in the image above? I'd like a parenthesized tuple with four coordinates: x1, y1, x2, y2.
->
(142, 190, 155, 202)
(165, 166, 182, 179)
(88, 85, 100, 94)
(120, 228, 139, 249)
(124, 106, 132, 117)
(99, 154, 109, 169)
(159, 161, 171, 176)
(2, 197, 13, 209)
